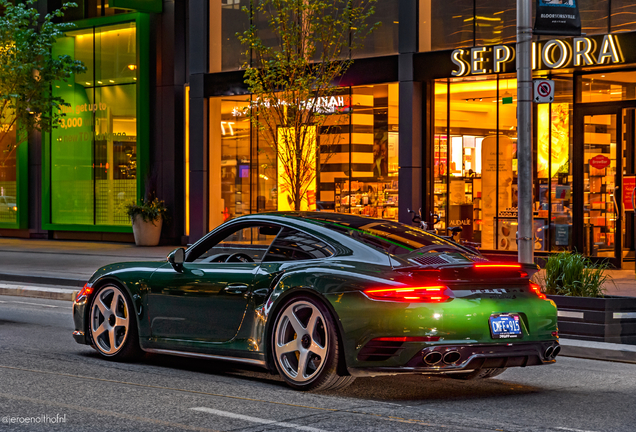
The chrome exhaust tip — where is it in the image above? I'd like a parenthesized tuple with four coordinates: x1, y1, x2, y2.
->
(423, 351, 443, 365)
(544, 346, 554, 359)
(443, 351, 461, 364)
(552, 345, 561, 358)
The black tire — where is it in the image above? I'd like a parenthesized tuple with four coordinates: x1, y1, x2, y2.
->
(271, 294, 354, 391)
(88, 284, 143, 361)
(447, 367, 507, 380)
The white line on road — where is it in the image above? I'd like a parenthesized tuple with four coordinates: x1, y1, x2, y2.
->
(555, 427, 600, 432)
(190, 407, 328, 432)
(9, 300, 59, 308)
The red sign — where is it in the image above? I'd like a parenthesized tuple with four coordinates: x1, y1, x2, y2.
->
(589, 154, 611, 170)
(624, 176, 636, 212)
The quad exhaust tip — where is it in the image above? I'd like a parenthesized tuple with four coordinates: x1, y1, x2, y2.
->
(544, 344, 560, 360)
(443, 351, 462, 364)
(423, 351, 443, 365)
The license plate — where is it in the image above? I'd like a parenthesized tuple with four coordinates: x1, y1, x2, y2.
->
(489, 314, 522, 339)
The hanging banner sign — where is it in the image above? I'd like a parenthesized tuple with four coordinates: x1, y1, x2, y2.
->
(589, 154, 611, 170)
(624, 176, 636, 212)
(534, 0, 581, 36)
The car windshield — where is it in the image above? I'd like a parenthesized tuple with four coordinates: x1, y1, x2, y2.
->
(306, 214, 464, 258)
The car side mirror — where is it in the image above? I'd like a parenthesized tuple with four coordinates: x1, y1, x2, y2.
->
(167, 248, 185, 272)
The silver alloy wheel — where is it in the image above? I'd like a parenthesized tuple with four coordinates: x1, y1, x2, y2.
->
(274, 300, 328, 383)
(90, 286, 130, 356)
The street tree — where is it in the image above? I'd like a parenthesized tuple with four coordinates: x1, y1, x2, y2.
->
(0, 0, 85, 166)
(238, 0, 378, 211)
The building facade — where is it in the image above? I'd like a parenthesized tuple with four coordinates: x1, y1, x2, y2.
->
(0, 0, 187, 243)
(189, 0, 636, 268)
(2, 1, 636, 269)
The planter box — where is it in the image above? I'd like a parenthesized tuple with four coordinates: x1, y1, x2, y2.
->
(548, 295, 636, 345)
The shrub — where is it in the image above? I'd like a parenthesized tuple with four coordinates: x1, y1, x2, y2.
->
(124, 198, 168, 225)
(541, 252, 612, 298)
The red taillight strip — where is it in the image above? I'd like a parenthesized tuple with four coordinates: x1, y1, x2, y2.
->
(529, 282, 547, 300)
(373, 336, 440, 342)
(474, 264, 522, 269)
(363, 286, 451, 303)
(364, 286, 446, 294)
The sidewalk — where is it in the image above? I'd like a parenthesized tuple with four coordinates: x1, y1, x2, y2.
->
(0, 238, 176, 286)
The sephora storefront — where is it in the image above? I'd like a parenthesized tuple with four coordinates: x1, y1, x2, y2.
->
(419, 32, 636, 267)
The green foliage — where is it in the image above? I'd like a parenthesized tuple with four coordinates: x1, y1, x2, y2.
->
(237, 0, 378, 210)
(541, 252, 612, 298)
(0, 0, 86, 165)
(125, 198, 168, 225)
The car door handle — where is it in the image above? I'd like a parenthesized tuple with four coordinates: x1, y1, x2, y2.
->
(224, 284, 249, 294)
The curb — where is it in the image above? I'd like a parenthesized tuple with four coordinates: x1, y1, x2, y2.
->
(559, 338, 636, 364)
(0, 273, 85, 288)
(0, 284, 76, 302)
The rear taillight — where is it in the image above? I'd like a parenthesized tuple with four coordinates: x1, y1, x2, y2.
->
(529, 282, 547, 300)
(75, 283, 93, 302)
(474, 264, 522, 269)
(363, 286, 450, 303)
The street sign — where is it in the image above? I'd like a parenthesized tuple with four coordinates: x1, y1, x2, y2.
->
(533, 79, 554, 103)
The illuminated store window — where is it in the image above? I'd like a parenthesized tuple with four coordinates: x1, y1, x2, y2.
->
(50, 22, 137, 226)
(433, 81, 448, 232)
(0, 123, 17, 224)
(209, 96, 252, 229)
(581, 72, 636, 103)
(208, 84, 398, 230)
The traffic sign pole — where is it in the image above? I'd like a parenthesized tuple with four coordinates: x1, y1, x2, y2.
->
(517, 0, 534, 264)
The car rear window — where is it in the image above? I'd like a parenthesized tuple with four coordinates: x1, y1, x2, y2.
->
(309, 217, 460, 257)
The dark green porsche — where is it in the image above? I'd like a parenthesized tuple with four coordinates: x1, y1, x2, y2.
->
(72, 212, 559, 391)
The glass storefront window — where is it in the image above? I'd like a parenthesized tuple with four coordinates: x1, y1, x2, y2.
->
(50, 22, 137, 226)
(538, 77, 574, 252)
(210, 0, 249, 72)
(434, 74, 574, 252)
(209, 96, 251, 229)
(208, 83, 399, 230)
(0, 123, 17, 224)
(581, 72, 636, 103)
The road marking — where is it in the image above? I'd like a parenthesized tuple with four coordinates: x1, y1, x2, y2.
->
(0, 392, 219, 432)
(555, 427, 600, 432)
(0, 364, 502, 431)
(9, 300, 59, 308)
(191, 407, 328, 432)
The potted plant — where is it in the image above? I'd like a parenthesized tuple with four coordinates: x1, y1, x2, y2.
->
(534, 252, 636, 344)
(124, 198, 168, 246)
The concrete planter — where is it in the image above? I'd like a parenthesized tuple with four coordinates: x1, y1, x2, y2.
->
(131, 215, 163, 246)
(548, 294, 636, 345)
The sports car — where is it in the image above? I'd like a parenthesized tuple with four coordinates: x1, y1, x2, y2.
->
(72, 212, 559, 391)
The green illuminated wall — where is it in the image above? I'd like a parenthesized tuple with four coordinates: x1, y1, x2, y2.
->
(48, 20, 139, 228)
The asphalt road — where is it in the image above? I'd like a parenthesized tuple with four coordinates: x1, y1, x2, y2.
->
(1, 295, 635, 432)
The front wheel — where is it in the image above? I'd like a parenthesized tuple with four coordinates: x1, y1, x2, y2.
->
(271, 295, 354, 391)
(88, 284, 142, 361)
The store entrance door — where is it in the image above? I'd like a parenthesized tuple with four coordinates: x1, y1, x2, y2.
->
(578, 106, 636, 268)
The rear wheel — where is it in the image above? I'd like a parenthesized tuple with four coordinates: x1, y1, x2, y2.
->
(88, 284, 142, 361)
(271, 295, 354, 391)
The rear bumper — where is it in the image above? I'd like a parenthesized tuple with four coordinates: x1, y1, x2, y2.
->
(348, 341, 558, 377)
(72, 300, 89, 345)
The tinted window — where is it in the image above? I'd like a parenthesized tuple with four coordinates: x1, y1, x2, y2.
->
(264, 228, 334, 262)
(309, 216, 461, 257)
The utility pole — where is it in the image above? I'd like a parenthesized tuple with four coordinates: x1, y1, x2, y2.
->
(517, 0, 533, 264)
